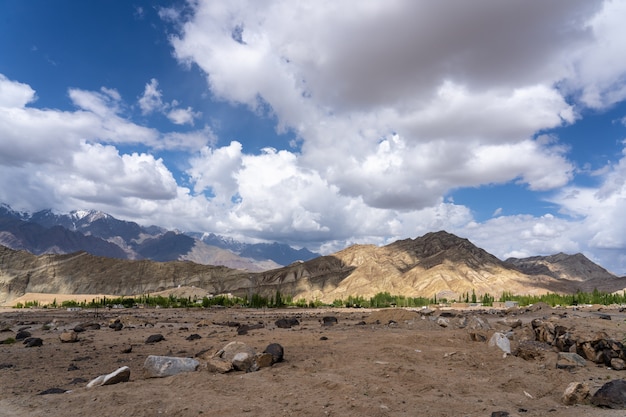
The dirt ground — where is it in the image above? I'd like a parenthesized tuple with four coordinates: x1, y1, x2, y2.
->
(2, 304, 626, 417)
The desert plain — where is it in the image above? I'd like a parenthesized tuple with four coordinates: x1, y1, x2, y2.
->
(2, 296, 626, 417)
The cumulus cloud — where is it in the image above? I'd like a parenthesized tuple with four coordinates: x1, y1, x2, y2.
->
(169, 0, 600, 213)
(0, 74, 210, 216)
(138, 78, 201, 125)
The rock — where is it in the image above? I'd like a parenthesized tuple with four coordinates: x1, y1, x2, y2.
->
(38, 387, 67, 395)
(436, 317, 450, 328)
(237, 323, 264, 335)
(87, 366, 130, 388)
(218, 341, 256, 362)
(231, 351, 255, 372)
(497, 318, 522, 329)
(591, 379, 626, 409)
(490, 412, 510, 417)
(255, 353, 274, 369)
(612, 358, 626, 370)
(469, 331, 487, 342)
(488, 332, 511, 355)
(23, 337, 43, 347)
(322, 316, 338, 326)
(513, 340, 552, 361)
(145, 334, 165, 344)
(109, 321, 123, 331)
(15, 330, 31, 340)
(206, 357, 233, 374)
(275, 318, 299, 329)
(264, 343, 284, 364)
(143, 355, 200, 378)
(75, 323, 100, 331)
(554, 332, 576, 352)
(59, 331, 78, 343)
(562, 382, 590, 405)
(121, 345, 133, 354)
(418, 308, 434, 316)
(598, 313, 612, 320)
(465, 315, 491, 330)
(186, 333, 202, 341)
(556, 352, 587, 369)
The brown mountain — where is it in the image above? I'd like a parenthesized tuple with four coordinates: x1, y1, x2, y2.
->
(2, 231, 626, 305)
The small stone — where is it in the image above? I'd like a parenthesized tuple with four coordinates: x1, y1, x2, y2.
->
(143, 355, 199, 378)
(59, 331, 78, 343)
(491, 412, 510, 417)
(255, 352, 274, 369)
(15, 330, 31, 340)
(556, 352, 587, 369)
(489, 332, 511, 355)
(218, 341, 256, 362)
(322, 316, 338, 326)
(186, 333, 202, 341)
(38, 387, 67, 395)
(232, 351, 255, 372)
(109, 321, 123, 331)
(206, 357, 233, 373)
(121, 345, 133, 354)
(469, 332, 487, 342)
(275, 318, 299, 329)
(562, 382, 590, 405)
(145, 334, 165, 344)
(264, 343, 284, 364)
(437, 317, 450, 328)
(87, 366, 130, 388)
(611, 358, 626, 370)
(23, 337, 43, 347)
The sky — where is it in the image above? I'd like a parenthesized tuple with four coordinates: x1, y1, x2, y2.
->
(1, 1, 626, 275)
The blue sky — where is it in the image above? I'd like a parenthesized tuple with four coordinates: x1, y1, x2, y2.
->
(1, 1, 626, 275)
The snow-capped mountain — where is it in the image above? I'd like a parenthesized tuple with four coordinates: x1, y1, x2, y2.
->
(0, 204, 319, 271)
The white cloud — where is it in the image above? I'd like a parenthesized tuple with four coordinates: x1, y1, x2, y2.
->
(169, 0, 598, 213)
(167, 107, 201, 125)
(0, 74, 37, 107)
(138, 78, 201, 125)
(138, 78, 164, 115)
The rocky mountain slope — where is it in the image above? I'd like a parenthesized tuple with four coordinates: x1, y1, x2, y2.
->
(2, 230, 625, 305)
(0, 205, 317, 270)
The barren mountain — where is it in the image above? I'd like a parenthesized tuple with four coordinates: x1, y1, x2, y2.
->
(2, 231, 626, 305)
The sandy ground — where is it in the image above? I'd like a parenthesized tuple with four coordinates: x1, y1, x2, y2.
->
(2, 303, 626, 417)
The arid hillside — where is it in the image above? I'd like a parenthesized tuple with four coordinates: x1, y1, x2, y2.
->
(2, 231, 626, 305)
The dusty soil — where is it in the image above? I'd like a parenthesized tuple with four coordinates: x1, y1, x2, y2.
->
(1, 304, 626, 417)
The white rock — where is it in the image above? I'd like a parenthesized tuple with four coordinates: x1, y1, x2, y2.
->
(488, 332, 511, 355)
(143, 355, 199, 378)
(87, 366, 130, 388)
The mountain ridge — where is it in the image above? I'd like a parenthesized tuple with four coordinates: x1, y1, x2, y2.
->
(0, 204, 319, 270)
(3, 230, 621, 305)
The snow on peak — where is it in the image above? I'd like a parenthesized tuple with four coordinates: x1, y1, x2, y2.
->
(70, 209, 109, 222)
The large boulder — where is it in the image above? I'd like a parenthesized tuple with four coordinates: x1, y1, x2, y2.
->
(591, 379, 626, 409)
(143, 355, 200, 378)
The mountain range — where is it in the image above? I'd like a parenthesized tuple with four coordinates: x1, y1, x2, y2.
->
(0, 204, 319, 271)
(1, 224, 625, 305)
